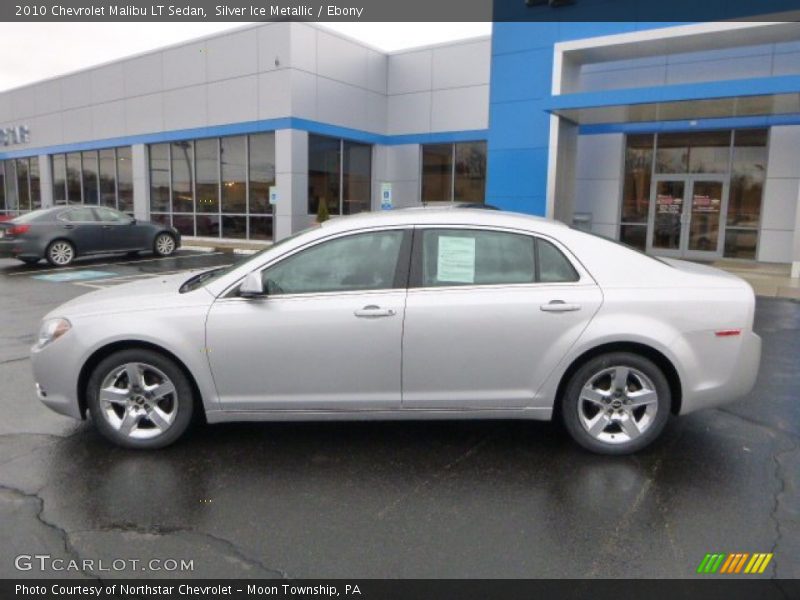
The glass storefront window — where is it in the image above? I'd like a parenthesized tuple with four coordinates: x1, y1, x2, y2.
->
(117, 147, 133, 213)
(221, 136, 246, 215)
(81, 151, 99, 204)
(0, 163, 5, 214)
(688, 130, 731, 174)
(98, 149, 116, 207)
(421, 144, 452, 203)
(147, 133, 276, 240)
(149, 144, 170, 214)
(421, 142, 487, 203)
(16, 159, 30, 212)
(454, 141, 487, 203)
(621, 134, 653, 224)
(308, 134, 341, 216)
(195, 138, 219, 215)
(4, 161, 18, 212)
(728, 129, 767, 229)
(249, 132, 276, 215)
(52, 154, 67, 204)
(342, 140, 371, 215)
(171, 141, 194, 214)
(66, 153, 82, 203)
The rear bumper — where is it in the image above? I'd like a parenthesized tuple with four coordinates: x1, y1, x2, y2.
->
(0, 238, 41, 259)
(679, 330, 762, 415)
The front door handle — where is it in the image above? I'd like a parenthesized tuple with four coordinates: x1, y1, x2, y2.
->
(540, 300, 581, 313)
(354, 305, 396, 318)
(62, 224, 74, 230)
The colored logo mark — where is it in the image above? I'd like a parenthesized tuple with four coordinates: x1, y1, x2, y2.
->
(33, 270, 116, 282)
(697, 553, 773, 574)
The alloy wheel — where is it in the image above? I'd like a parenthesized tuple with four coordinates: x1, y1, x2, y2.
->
(577, 365, 659, 445)
(48, 242, 74, 265)
(97, 362, 179, 440)
(155, 234, 175, 256)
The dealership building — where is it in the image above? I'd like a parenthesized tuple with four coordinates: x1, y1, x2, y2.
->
(1, 10, 800, 277)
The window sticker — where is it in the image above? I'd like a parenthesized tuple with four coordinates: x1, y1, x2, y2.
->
(437, 236, 476, 283)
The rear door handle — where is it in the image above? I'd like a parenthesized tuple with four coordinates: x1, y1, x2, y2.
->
(540, 300, 581, 313)
(354, 305, 396, 318)
(62, 224, 74, 230)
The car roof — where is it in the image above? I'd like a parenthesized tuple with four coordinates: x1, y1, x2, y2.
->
(318, 207, 565, 235)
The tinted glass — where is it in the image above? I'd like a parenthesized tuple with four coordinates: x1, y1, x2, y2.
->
(724, 228, 757, 260)
(98, 148, 116, 207)
(52, 155, 67, 204)
(222, 215, 246, 239)
(537, 238, 579, 283)
(29, 159, 40, 210)
(687, 130, 731, 174)
(0, 162, 5, 212)
(195, 138, 218, 214)
(619, 224, 647, 251)
(117, 147, 133, 213)
(95, 206, 128, 222)
(454, 141, 487, 203)
(421, 229, 535, 287)
(221, 136, 246, 213)
(308, 134, 340, 215)
(263, 230, 404, 295)
(149, 144, 170, 212)
(171, 141, 194, 213)
(728, 129, 767, 228)
(81, 151, 99, 204)
(421, 144, 452, 203)
(66, 152, 82, 203)
(621, 134, 653, 223)
(248, 132, 275, 215)
(4, 160, 18, 211)
(63, 207, 96, 222)
(16, 159, 30, 212)
(342, 141, 371, 215)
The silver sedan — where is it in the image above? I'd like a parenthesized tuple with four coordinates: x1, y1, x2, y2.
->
(30, 208, 761, 454)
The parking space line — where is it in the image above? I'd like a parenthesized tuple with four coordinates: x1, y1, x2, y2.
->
(7, 251, 225, 276)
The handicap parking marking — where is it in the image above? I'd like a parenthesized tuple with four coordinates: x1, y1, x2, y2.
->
(32, 270, 118, 283)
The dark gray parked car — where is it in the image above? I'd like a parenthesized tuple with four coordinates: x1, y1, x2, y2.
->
(0, 206, 180, 266)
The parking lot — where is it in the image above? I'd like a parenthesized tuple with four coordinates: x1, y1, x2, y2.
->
(0, 250, 797, 579)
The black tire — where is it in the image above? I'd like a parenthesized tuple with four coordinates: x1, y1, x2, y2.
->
(19, 257, 40, 265)
(561, 352, 671, 455)
(86, 348, 195, 450)
(45, 239, 76, 267)
(153, 232, 177, 257)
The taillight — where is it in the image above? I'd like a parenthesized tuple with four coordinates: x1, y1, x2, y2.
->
(7, 224, 30, 236)
(715, 329, 742, 337)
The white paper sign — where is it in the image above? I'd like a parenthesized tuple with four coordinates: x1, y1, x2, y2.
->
(437, 236, 476, 283)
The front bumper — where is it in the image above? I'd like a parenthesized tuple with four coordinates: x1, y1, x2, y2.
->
(31, 333, 85, 420)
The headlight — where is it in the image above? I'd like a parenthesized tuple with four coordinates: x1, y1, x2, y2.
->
(35, 318, 71, 349)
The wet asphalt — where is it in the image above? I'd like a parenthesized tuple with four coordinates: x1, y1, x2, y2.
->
(0, 251, 797, 580)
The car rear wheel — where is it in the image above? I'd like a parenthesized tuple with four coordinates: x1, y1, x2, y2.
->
(86, 349, 194, 449)
(46, 240, 75, 267)
(561, 352, 671, 455)
(154, 232, 176, 257)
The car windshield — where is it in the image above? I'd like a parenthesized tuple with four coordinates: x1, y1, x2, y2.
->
(179, 226, 317, 293)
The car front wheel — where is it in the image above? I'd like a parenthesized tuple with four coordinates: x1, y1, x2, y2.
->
(46, 240, 76, 266)
(153, 232, 177, 257)
(561, 352, 671, 455)
(86, 349, 194, 449)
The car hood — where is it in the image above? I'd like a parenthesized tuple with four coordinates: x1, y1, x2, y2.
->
(46, 272, 214, 319)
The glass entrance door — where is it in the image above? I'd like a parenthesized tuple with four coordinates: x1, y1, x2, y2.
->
(647, 176, 727, 259)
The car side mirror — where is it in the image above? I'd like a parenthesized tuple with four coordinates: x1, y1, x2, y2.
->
(239, 271, 266, 298)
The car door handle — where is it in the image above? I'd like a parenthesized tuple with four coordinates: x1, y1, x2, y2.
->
(102, 225, 112, 229)
(62, 224, 74, 230)
(354, 305, 396, 318)
(540, 300, 581, 313)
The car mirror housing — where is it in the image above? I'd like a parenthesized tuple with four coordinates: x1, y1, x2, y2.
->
(240, 271, 266, 298)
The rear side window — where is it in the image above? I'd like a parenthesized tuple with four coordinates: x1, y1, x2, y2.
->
(538, 238, 579, 283)
(60, 207, 97, 222)
(416, 229, 579, 287)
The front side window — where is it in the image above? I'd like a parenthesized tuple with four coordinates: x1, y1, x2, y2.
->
(418, 229, 579, 287)
(95, 207, 129, 223)
(261, 230, 405, 295)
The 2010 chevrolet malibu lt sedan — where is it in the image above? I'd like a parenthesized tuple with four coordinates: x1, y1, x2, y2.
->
(30, 208, 761, 454)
